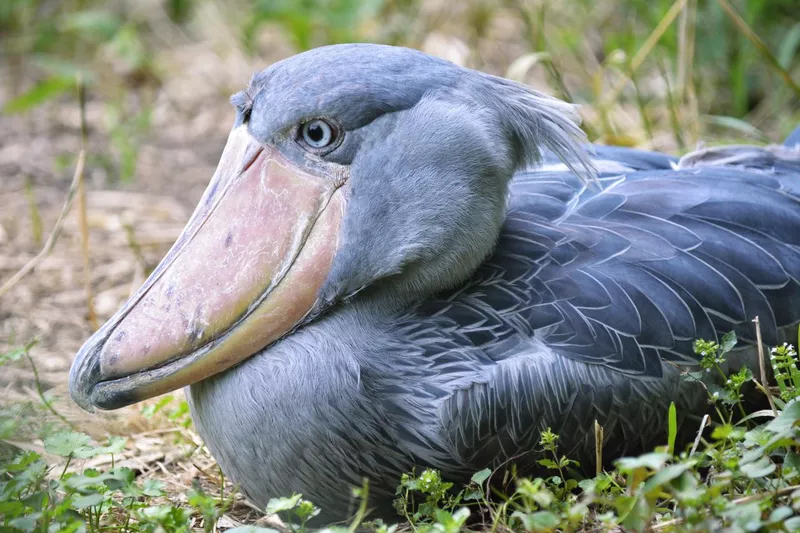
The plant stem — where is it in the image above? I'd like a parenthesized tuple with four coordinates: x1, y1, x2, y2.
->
(753, 316, 778, 416)
(0, 151, 86, 299)
(24, 345, 76, 430)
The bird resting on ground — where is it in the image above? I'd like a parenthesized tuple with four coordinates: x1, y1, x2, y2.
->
(70, 44, 800, 524)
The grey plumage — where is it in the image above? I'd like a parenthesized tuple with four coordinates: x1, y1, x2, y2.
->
(181, 44, 800, 523)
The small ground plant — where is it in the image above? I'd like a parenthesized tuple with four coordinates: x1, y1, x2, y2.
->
(2, 330, 799, 532)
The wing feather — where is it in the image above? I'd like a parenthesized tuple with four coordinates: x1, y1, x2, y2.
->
(403, 148, 800, 473)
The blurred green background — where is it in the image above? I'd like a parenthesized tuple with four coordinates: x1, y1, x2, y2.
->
(1, 0, 799, 184)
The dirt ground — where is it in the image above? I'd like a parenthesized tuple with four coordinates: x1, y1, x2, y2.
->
(0, 28, 300, 524)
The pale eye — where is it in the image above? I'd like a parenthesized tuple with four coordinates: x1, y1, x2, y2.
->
(300, 119, 335, 149)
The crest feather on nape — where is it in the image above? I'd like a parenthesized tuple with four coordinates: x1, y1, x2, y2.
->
(477, 74, 597, 185)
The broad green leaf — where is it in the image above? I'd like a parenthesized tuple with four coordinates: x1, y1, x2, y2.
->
(470, 468, 491, 486)
(512, 510, 560, 531)
(616, 452, 670, 472)
(720, 331, 737, 353)
(265, 494, 302, 514)
(0, 347, 27, 365)
(9, 513, 40, 533)
(765, 399, 800, 435)
(7, 451, 45, 473)
(537, 458, 560, 469)
(21, 490, 46, 511)
(93, 436, 127, 456)
(0, 500, 24, 517)
(578, 475, 612, 494)
(740, 456, 776, 478)
(720, 500, 761, 528)
(142, 478, 166, 497)
(643, 462, 694, 494)
(71, 493, 104, 509)
(769, 506, 793, 524)
(44, 431, 94, 458)
(785, 516, 800, 532)
(740, 447, 765, 464)
(54, 521, 85, 533)
(712, 424, 745, 441)
(785, 451, 800, 480)
(105, 467, 136, 489)
(616, 494, 649, 533)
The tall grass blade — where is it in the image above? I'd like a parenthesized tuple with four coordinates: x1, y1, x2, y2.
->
(667, 402, 677, 455)
(716, 0, 800, 97)
(659, 59, 686, 151)
(602, 0, 687, 108)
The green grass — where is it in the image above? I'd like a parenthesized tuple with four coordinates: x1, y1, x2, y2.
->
(2, 333, 799, 532)
(2, 0, 799, 179)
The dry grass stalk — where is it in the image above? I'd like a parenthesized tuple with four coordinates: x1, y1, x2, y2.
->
(594, 419, 604, 476)
(24, 176, 43, 246)
(77, 79, 98, 330)
(752, 316, 778, 416)
(689, 413, 709, 456)
(0, 150, 86, 300)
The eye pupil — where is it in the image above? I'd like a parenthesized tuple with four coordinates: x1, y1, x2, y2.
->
(307, 123, 324, 142)
(300, 119, 336, 151)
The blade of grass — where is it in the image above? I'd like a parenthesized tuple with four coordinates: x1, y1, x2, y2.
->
(716, 0, 800, 97)
(601, 0, 687, 108)
(509, 0, 601, 140)
(676, 0, 691, 91)
(0, 150, 85, 300)
(2, 76, 74, 114)
(659, 59, 686, 151)
(667, 402, 677, 455)
(702, 114, 769, 142)
(630, 68, 654, 144)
